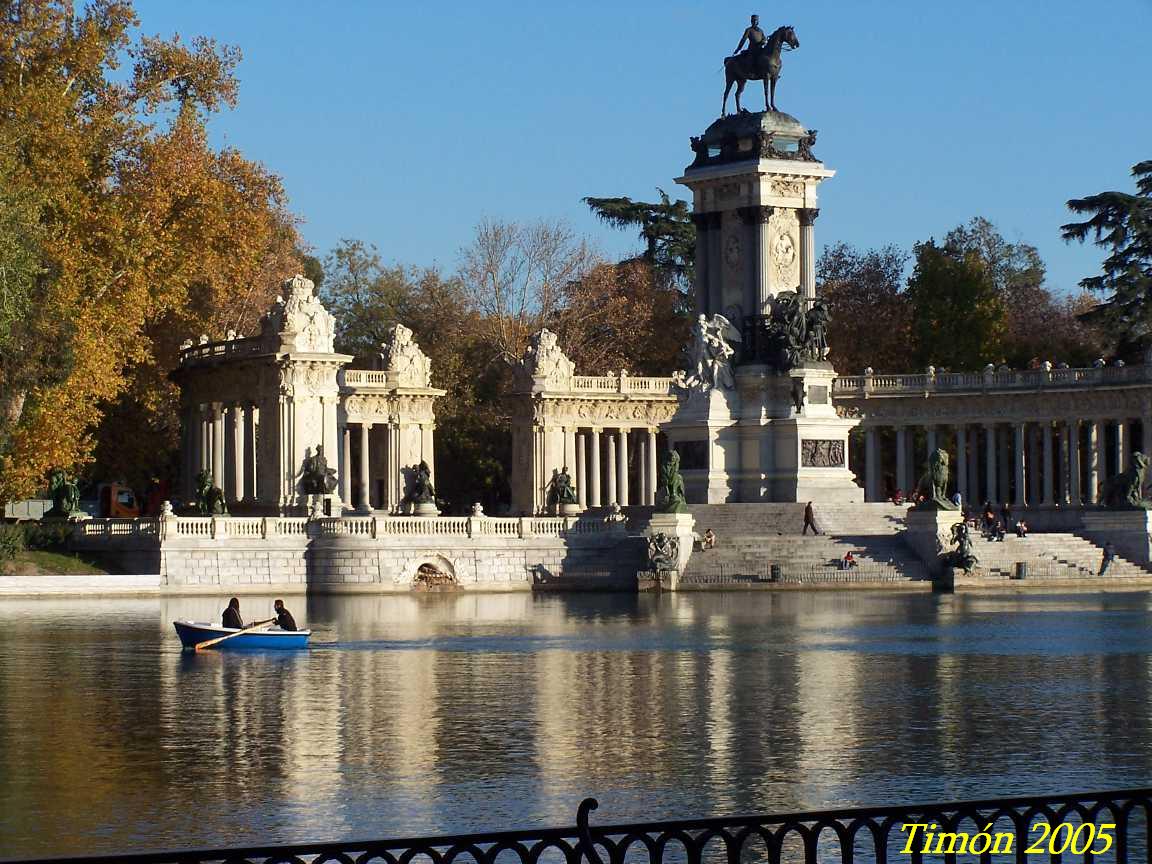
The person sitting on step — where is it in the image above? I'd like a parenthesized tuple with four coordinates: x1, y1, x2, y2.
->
(701, 528, 717, 550)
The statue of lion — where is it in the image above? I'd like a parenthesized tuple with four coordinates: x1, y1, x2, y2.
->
(1101, 451, 1151, 509)
(914, 448, 956, 510)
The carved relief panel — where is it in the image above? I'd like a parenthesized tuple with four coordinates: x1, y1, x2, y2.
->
(768, 208, 800, 293)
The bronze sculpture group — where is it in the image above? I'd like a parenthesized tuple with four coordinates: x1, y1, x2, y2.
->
(723, 16, 799, 115)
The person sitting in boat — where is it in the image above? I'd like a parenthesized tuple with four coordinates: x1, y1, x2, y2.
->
(273, 599, 297, 632)
(222, 597, 243, 629)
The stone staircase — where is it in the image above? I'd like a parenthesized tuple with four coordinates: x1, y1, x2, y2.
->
(681, 503, 926, 584)
(967, 532, 1152, 580)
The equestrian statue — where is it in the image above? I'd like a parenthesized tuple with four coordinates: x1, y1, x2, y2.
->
(723, 15, 800, 115)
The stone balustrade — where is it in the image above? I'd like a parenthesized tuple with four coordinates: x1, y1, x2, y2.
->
(72, 514, 621, 544)
(834, 363, 1151, 397)
(570, 374, 676, 395)
(178, 336, 263, 365)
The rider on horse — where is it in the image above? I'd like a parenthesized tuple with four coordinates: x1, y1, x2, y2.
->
(733, 14, 766, 60)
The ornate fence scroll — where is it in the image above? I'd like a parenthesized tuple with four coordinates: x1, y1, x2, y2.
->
(7, 788, 1150, 864)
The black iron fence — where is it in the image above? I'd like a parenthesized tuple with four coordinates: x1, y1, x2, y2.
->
(4, 789, 1150, 864)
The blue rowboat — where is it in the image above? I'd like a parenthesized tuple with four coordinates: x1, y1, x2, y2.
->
(173, 620, 311, 651)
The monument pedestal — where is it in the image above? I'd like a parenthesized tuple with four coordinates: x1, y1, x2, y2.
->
(641, 512, 697, 591)
(559, 503, 584, 516)
(663, 389, 739, 503)
(905, 506, 962, 579)
(412, 501, 441, 518)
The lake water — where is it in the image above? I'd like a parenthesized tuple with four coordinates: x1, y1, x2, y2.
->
(1, 590, 1151, 859)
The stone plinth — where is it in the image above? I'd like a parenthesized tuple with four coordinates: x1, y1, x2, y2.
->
(644, 512, 697, 590)
(662, 388, 739, 503)
(904, 506, 963, 579)
(1081, 510, 1152, 566)
(412, 501, 440, 518)
(559, 503, 584, 516)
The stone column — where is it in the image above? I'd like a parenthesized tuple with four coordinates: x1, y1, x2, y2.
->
(925, 426, 938, 455)
(1058, 422, 1070, 505)
(968, 426, 980, 503)
(1014, 423, 1027, 507)
(1143, 409, 1152, 459)
(576, 433, 586, 507)
(341, 425, 352, 506)
(864, 427, 879, 502)
(692, 213, 710, 316)
(798, 208, 819, 302)
(895, 427, 908, 495)
(589, 429, 602, 507)
(211, 403, 225, 491)
(228, 404, 243, 505)
(636, 434, 647, 505)
(1117, 418, 1129, 473)
(243, 404, 257, 502)
(1041, 422, 1054, 506)
(647, 428, 658, 506)
(1032, 426, 1050, 506)
(739, 206, 774, 313)
(617, 428, 630, 506)
(1086, 420, 1101, 504)
(998, 426, 1012, 505)
(358, 423, 372, 512)
(606, 433, 618, 506)
(199, 408, 211, 474)
(1068, 420, 1082, 505)
(955, 425, 968, 505)
(985, 424, 997, 506)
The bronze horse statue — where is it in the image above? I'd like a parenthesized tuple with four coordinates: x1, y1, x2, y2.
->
(723, 25, 799, 115)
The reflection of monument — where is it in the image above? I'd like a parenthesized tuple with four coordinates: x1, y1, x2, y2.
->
(668, 99, 860, 503)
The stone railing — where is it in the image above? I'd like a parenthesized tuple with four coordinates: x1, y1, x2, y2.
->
(570, 375, 676, 395)
(834, 363, 1152, 397)
(179, 336, 264, 365)
(72, 514, 621, 544)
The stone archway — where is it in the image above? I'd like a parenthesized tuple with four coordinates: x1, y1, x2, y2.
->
(409, 554, 459, 591)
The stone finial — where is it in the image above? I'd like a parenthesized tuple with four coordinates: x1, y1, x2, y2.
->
(379, 323, 432, 388)
(198, 334, 209, 345)
(517, 329, 575, 390)
(259, 274, 336, 354)
(1042, 360, 1053, 372)
(1116, 359, 1126, 367)
(179, 339, 193, 351)
(471, 502, 485, 517)
(225, 328, 237, 341)
(160, 500, 175, 517)
(864, 366, 874, 376)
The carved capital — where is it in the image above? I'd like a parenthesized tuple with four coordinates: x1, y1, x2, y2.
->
(798, 208, 821, 227)
(737, 205, 773, 226)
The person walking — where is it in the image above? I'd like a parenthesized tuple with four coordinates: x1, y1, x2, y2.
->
(1099, 542, 1116, 577)
(802, 501, 819, 535)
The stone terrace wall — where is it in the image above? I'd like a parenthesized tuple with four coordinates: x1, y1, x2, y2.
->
(71, 515, 639, 593)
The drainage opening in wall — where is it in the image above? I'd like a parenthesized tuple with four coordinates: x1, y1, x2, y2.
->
(411, 557, 459, 592)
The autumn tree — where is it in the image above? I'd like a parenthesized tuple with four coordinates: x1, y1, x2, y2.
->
(905, 240, 1006, 371)
(0, 1, 300, 500)
(1062, 161, 1152, 359)
(816, 242, 910, 373)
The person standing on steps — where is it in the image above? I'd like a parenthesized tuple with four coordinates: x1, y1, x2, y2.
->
(802, 501, 819, 535)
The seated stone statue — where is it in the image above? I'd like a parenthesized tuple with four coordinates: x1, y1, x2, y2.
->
(548, 467, 578, 507)
(194, 470, 228, 516)
(44, 468, 82, 518)
(300, 446, 338, 496)
(913, 449, 957, 510)
(655, 451, 689, 514)
(1101, 452, 1152, 509)
(940, 522, 977, 573)
(647, 532, 680, 571)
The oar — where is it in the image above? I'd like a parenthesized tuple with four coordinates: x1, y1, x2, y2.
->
(195, 617, 276, 652)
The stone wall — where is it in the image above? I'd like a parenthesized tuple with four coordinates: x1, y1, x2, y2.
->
(71, 515, 640, 593)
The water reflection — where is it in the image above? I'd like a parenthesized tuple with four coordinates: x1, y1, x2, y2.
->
(1, 591, 1151, 858)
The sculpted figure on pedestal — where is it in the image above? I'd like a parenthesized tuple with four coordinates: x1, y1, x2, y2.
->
(379, 323, 432, 388)
(44, 468, 81, 518)
(408, 460, 436, 504)
(1101, 451, 1152, 509)
(260, 275, 336, 354)
(941, 522, 978, 573)
(656, 451, 689, 514)
(548, 467, 578, 507)
(194, 470, 228, 516)
(517, 329, 575, 389)
(300, 446, 338, 496)
(677, 314, 741, 392)
(722, 18, 799, 114)
(647, 532, 680, 571)
(913, 449, 957, 510)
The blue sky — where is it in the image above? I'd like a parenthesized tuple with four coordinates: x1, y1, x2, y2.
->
(135, 0, 1152, 295)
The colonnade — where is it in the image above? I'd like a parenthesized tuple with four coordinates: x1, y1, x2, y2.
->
(860, 417, 1150, 506)
(183, 402, 258, 504)
(565, 427, 660, 508)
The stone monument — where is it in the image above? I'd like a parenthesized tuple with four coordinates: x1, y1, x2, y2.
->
(665, 28, 860, 504)
(645, 450, 697, 589)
